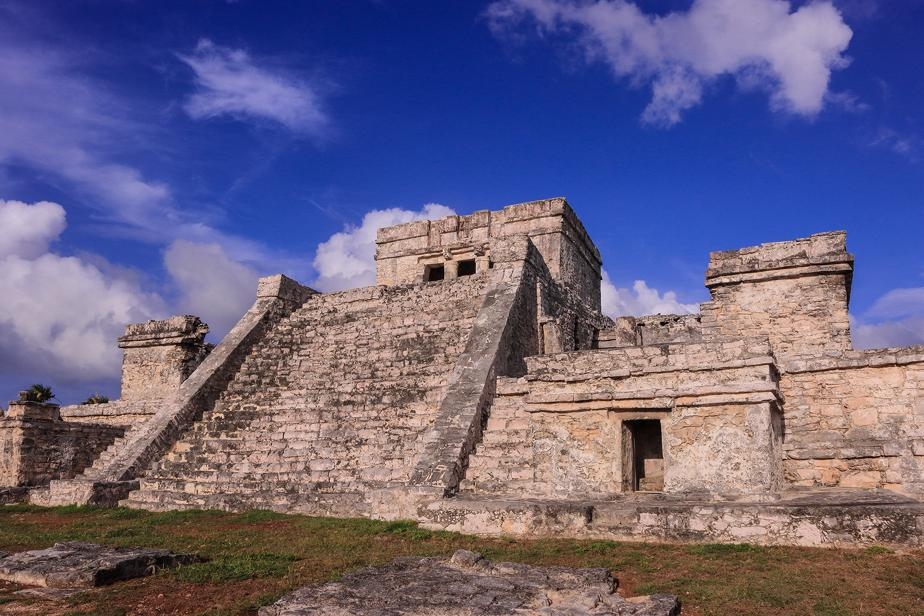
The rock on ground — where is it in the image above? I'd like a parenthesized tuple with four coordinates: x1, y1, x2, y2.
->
(0, 541, 199, 588)
(260, 549, 680, 615)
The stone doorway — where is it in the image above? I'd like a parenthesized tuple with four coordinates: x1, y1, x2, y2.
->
(622, 419, 664, 492)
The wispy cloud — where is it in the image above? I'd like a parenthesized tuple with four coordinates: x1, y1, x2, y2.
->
(486, 0, 853, 126)
(0, 37, 173, 229)
(870, 126, 917, 159)
(179, 39, 328, 136)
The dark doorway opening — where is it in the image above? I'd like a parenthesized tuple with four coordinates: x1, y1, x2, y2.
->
(622, 419, 664, 492)
(425, 264, 445, 281)
(457, 259, 476, 277)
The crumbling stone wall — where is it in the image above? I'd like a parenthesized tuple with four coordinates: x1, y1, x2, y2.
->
(781, 348, 924, 493)
(0, 402, 124, 487)
(599, 315, 703, 349)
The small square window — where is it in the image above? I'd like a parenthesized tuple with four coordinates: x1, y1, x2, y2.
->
(457, 259, 476, 277)
(425, 264, 445, 281)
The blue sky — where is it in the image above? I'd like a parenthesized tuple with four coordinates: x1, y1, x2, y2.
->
(0, 0, 922, 403)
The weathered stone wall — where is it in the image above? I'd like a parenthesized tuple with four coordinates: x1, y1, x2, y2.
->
(118, 316, 211, 401)
(0, 402, 124, 486)
(781, 348, 924, 493)
(701, 231, 853, 360)
(375, 197, 603, 310)
(462, 340, 783, 498)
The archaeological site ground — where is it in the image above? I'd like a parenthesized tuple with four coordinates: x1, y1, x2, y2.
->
(1, 197, 922, 614)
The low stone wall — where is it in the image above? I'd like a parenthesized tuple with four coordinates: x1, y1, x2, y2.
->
(598, 314, 702, 349)
(420, 491, 924, 548)
(781, 347, 924, 494)
(0, 402, 124, 487)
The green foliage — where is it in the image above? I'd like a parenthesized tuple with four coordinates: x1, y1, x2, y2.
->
(173, 553, 300, 583)
(23, 383, 54, 403)
(82, 393, 110, 405)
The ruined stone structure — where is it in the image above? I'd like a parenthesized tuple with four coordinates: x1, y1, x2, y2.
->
(4, 197, 923, 547)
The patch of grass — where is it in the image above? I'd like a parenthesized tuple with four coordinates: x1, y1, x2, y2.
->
(687, 542, 763, 557)
(173, 553, 300, 583)
(865, 545, 894, 555)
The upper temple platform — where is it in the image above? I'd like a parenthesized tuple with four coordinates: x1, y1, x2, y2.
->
(374, 197, 603, 310)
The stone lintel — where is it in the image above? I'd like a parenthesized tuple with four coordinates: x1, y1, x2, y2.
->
(525, 386, 780, 413)
(705, 230, 854, 285)
(705, 260, 854, 289)
(118, 315, 208, 348)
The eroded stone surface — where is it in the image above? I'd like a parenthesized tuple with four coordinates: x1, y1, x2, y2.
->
(0, 542, 198, 588)
(260, 550, 679, 616)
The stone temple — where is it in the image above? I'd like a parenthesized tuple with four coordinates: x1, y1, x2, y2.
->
(2, 197, 923, 547)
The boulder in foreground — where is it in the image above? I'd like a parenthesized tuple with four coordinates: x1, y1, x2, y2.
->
(0, 541, 199, 588)
(260, 549, 680, 615)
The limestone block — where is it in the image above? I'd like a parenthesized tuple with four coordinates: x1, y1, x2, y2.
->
(0, 542, 198, 588)
(259, 550, 679, 616)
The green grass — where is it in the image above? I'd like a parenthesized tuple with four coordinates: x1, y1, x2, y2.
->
(0, 506, 921, 615)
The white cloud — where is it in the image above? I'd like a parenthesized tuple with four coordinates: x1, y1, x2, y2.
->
(311, 204, 455, 292)
(179, 39, 327, 135)
(852, 286, 924, 349)
(486, 0, 853, 126)
(0, 199, 66, 259)
(0, 200, 164, 383)
(164, 240, 261, 338)
(601, 271, 699, 317)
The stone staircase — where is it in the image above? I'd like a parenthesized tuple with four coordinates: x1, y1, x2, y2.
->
(123, 275, 492, 513)
(458, 377, 536, 496)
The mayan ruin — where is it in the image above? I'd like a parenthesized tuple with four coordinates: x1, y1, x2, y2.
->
(2, 197, 921, 550)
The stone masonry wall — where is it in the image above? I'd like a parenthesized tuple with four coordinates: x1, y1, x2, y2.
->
(462, 340, 783, 498)
(781, 348, 924, 494)
(118, 316, 211, 402)
(0, 403, 124, 486)
(375, 198, 602, 310)
(126, 273, 495, 513)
